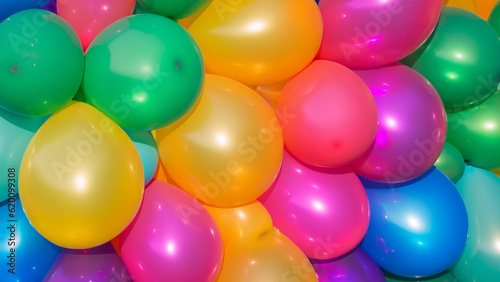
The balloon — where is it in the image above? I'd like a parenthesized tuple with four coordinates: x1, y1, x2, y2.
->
(0, 0, 49, 22)
(43, 0, 57, 14)
(402, 7, 500, 110)
(188, 0, 322, 85)
(260, 151, 370, 260)
(317, 0, 441, 69)
(176, 1, 210, 29)
(138, 0, 209, 20)
(450, 166, 500, 281)
(311, 247, 385, 282)
(57, 0, 136, 51)
(0, 107, 47, 202)
(433, 142, 465, 183)
(352, 64, 447, 183)
(476, 0, 498, 19)
(444, 0, 478, 14)
(125, 130, 158, 185)
(0, 9, 84, 116)
(19, 102, 144, 249)
(488, 1, 500, 36)
(360, 167, 468, 278)
(157, 75, 283, 208)
(385, 271, 457, 282)
(447, 90, 500, 170)
(252, 79, 288, 113)
(0, 199, 61, 282)
(84, 14, 204, 131)
(205, 202, 318, 282)
(120, 180, 223, 282)
(277, 60, 378, 168)
(43, 243, 132, 281)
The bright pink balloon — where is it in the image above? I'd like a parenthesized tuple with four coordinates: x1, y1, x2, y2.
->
(58, 0, 136, 51)
(317, 0, 441, 69)
(259, 151, 370, 260)
(277, 60, 378, 168)
(351, 64, 446, 183)
(120, 180, 223, 282)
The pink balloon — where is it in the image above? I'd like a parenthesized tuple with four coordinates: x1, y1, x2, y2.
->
(120, 180, 223, 282)
(259, 151, 370, 260)
(317, 0, 441, 69)
(58, 0, 136, 51)
(351, 64, 446, 183)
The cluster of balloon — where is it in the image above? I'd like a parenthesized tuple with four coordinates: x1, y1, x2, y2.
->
(1, 0, 500, 281)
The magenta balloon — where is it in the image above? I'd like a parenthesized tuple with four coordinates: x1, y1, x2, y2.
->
(351, 64, 446, 183)
(317, 0, 442, 69)
(120, 180, 223, 282)
(260, 151, 370, 260)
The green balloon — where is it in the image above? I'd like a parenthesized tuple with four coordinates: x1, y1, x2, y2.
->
(402, 7, 500, 111)
(434, 142, 465, 183)
(139, 0, 210, 20)
(385, 270, 457, 282)
(83, 14, 204, 131)
(447, 90, 500, 170)
(0, 9, 84, 116)
(451, 166, 500, 281)
(488, 1, 500, 37)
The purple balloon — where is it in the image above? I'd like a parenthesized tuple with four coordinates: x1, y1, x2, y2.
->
(43, 243, 132, 281)
(43, 0, 57, 14)
(351, 64, 446, 184)
(311, 247, 385, 282)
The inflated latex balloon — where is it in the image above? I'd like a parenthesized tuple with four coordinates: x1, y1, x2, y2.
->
(19, 102, 144, 249)
(488, 1, 500, 35)
(278, 60, 377, 168)
(84, 14, 204, 131)
(0, 9, 84, 116)
(120, 180, 223, 282)
(477, 0, 498, 19)
(138, 0, 209, 20)
(260, 151, 370, 260)
(252, 79, 288, 112)
(444, 0, 478, 14)
(361, 167, 468, 278)
(447, 91, 500, 170)
(310, 247, 385, 282)
(205, 202, 318, 282)
(317, 0, 441, 69)
(0, 0, 49, 22)
(451, 166, 500, 280)
(433, 142, 465, 183)
(188, 0, 322, 85)
(385, 271, 457, 282)
(0, 199, 61, 282)
(43, 0, 57, 14)
(157, 75, 283, 208)
(125, 130, 158, 185)
(57, 0, 136, 51)
(402, 7, 500, 110)
(0, 107, 47, 202)
(352, 64, 446, 183)
(43, 243, 131, 281)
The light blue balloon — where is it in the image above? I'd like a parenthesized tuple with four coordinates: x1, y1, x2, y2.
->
(125, 130, 158, 185)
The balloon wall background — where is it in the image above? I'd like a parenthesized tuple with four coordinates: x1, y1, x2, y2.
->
(0, 0, 499, 281)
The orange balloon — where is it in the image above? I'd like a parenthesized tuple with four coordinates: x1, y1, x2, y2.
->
(444, 0, 478, 14)
(177, 0, 211, 29)
(252, 79, 288, 113)
(477, 0, 498, 19)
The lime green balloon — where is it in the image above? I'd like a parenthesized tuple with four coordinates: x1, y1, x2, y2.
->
(402, 7, 500, 111)
(83, 14, 204, 131)
(434, 142, 465, 183)
(488, 1, 500, 36)
(0, 9, 84, 116)
(139, 0, 210, 20)
(447, 90, 500, 170)
(385, 270, 457, 282)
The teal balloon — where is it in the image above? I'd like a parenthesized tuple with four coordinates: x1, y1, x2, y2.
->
(433, 142, 465, 183)
(385, 270, 457, 282)
(488, 1, 500, 36)
(125, 130, 158, 185)
(451, 165, 500, 281)
(0, 107, 47, 202)
(402, 7, 500, 111)
(138, 0, 210, 20)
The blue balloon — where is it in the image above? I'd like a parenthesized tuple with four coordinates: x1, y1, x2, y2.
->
(360, 167, 468, 278)
(0, 0, 50, 22)
(0, 198, 61, 282)
(125, 130, 158, 185)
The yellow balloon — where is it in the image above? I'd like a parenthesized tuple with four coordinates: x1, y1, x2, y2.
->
(188, 0, 322, 86)
(19, 102, 144, 249)
(444, 0, 479, 14)
(252, 79, 288, 113)
(157, 74, 283, 208)
(177, 0, 212, 29)
(205, 202, 318, 282)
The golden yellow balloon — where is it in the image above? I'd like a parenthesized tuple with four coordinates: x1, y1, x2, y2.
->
(188, 0, 322, 86)
(444, 0, 478, 14)
(157, 74, 283, 208)
(252, 79, 288, 113)
(19, 102, 144, 249)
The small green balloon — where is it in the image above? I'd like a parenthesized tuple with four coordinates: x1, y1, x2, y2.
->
(0, 9, 84, 116)
(434, 142, 465, 183)
(447, 90, 500, 170)
(385, 270, 457, 282)
(451, 166, 500, 281)
(83, 14, 204, 131)
(488, 1, 500, 36)
(402, 7, 500, 111)
(139, 0, 210, 20)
